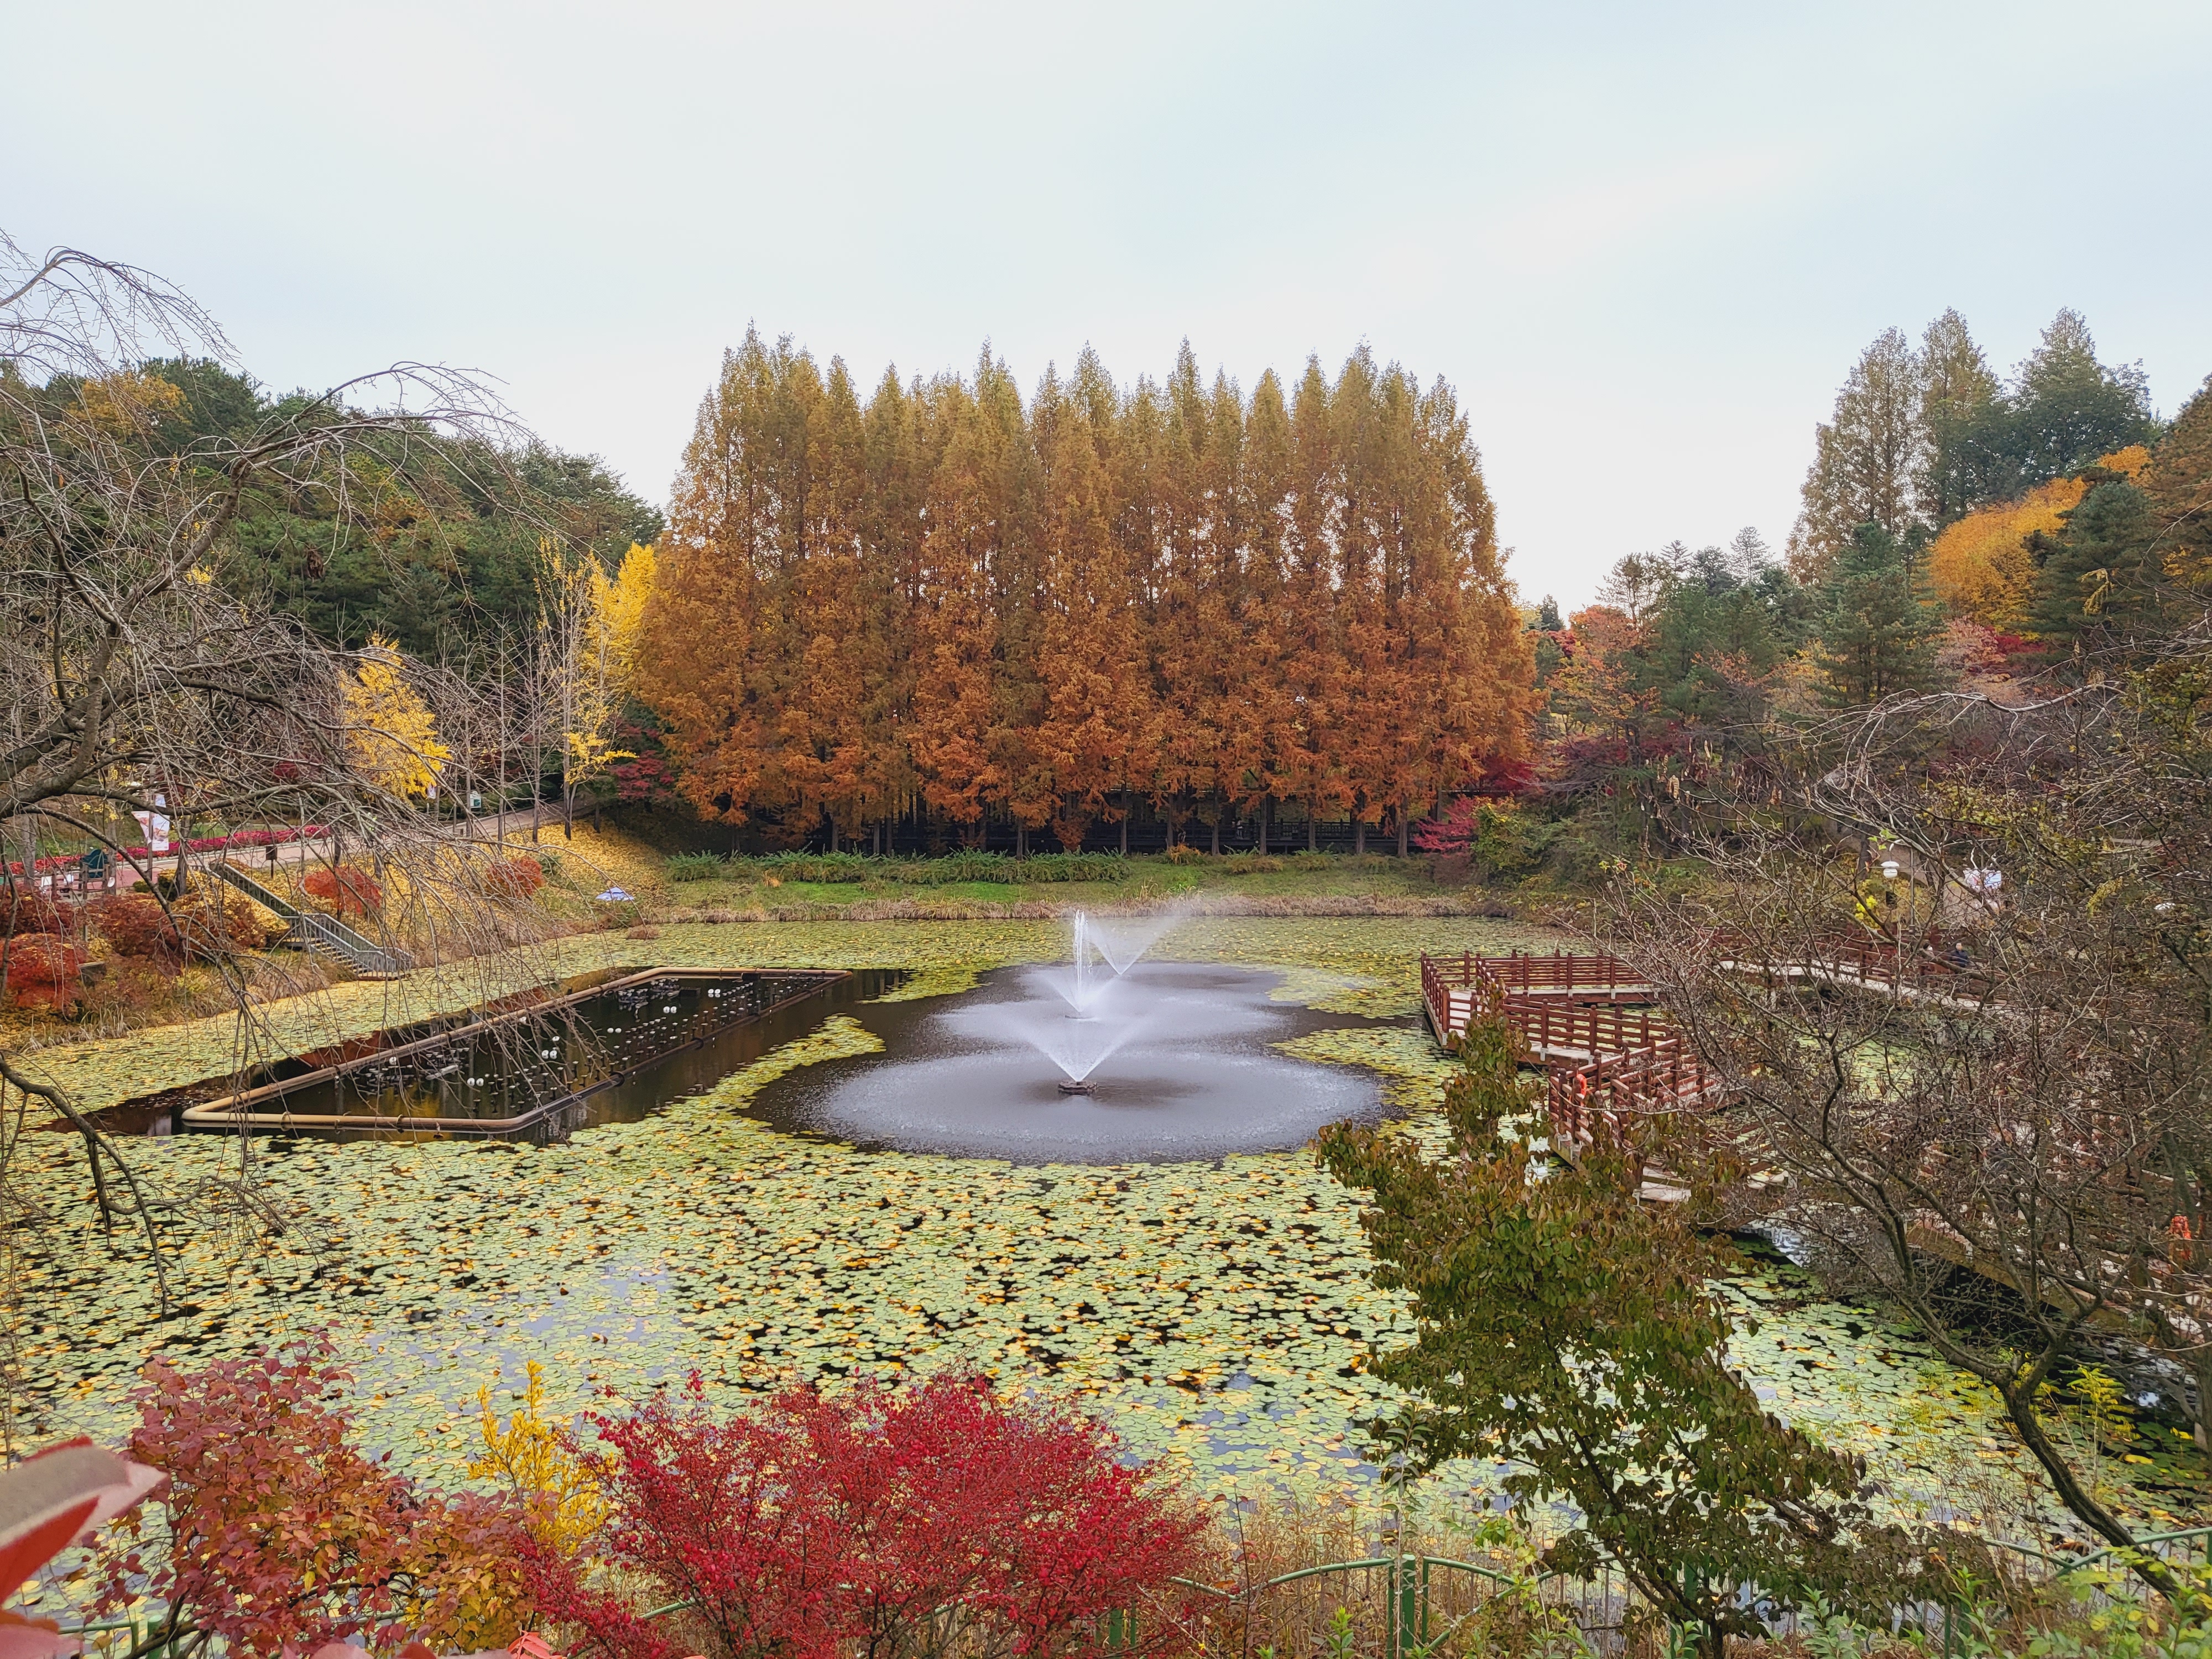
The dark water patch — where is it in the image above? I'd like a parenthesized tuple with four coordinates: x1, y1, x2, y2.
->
(153, 968, 896, 1142)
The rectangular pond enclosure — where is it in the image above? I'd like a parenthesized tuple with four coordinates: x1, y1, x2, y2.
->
(180, 967, 851, 1142)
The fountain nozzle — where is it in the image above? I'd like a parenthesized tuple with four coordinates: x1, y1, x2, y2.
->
(1056, 1078, 1095, 1095)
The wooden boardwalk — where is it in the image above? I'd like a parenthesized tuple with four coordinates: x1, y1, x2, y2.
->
(1419, 952, 1724, 1185)
(1418, 938, 1999, 1204)
(1714, 932, 1992, 1011)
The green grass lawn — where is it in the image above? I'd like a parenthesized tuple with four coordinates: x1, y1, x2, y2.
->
(662, 852, 1500, 916)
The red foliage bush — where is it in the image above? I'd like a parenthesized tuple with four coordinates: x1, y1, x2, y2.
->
(4, 936, 85, 1011)
(100, 1337, 530, 1658)
(483, 855, 545, 899)
(1, 891, 74, 937)
(305, 864, 384, 919)
(527, 1374, 1202, 1659)
(90, 890, 266, 963)
(95, 894, 185, 962)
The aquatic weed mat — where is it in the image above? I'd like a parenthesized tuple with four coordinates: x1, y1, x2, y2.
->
(16, 916, 2205, 1545)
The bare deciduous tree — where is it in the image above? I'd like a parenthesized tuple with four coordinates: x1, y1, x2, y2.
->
(1604, 661, 2212, 1588)
(0, 232, 570, 1329)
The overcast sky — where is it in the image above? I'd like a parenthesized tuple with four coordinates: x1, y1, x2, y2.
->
(9, 1, 2209, 606)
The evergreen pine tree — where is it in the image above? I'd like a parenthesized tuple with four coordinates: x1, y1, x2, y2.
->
(1814, 523, 1942, 705)
(2143, 376, 2212, 594)
(2008, 310, 2157, 488)
(2029, 474, 2163, 648)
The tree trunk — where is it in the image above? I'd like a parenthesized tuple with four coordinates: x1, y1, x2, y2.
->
(1017, 822, 1027, 858)
(1210, 808, 1221, 856)
(1307, 799, 1318, 853)
(1994, 1375, 2178, 1595)
(1259, 797, 1270, 855)
(1397, 805, 1408, 858)
(1355, 818, 1366, 855)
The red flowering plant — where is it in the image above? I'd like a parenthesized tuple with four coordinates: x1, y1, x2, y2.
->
(525, 1373, 1203, 1659)
(96, 1337, 531, 1659)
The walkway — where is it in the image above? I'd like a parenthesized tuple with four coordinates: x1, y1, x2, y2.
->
(1420, 952, 1724, 1192)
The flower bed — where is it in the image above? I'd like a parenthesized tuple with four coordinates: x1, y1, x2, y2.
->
(7, 825, 329, 875)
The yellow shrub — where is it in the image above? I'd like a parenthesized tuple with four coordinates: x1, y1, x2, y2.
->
(1929, 478, 2085, 631)
(1929, 450, 2152, 632)
(470, 1361, 606, 1556)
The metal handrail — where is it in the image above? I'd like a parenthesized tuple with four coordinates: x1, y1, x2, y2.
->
(210, 860, 414, 977)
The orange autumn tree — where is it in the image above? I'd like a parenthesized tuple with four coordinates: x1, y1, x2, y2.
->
(639, 337, 1536, 851)
(1031, 356, 1154, 849)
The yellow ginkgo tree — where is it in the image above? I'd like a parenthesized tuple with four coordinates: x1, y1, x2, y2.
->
(537, 540, 654, 832)
(471, 1360, 606, 1555)
(345, 633, 452, 799)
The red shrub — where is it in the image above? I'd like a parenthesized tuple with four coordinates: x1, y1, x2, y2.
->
(95, 894, 184, 962)
(4, 936, 85, 1011)
(527, 1374, 1203, 1659)
(100, 1337, 529, 1658)
(89, 891, 264, 964)
(305, 864, 384, 919)
(484, 855, 545, 899)
(2, 891, 74, 938)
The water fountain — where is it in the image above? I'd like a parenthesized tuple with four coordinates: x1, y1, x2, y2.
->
(752, 909, 1385, 1162)
(1024, 909, 1182, 1092)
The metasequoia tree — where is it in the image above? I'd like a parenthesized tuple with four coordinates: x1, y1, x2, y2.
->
(1603, 660, 2212, 1589)
(1916, 308, 2004, 527)
(643, 332, 1536, 849)
(0, 232, 568, 1286)
(1789, 327, 1926, 580)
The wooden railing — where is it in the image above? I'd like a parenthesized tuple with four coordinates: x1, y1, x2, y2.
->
(1546, 1034, 1724, 1146)
(1714, 931, 1995, 1004)
(1423, 949, 1651, 1001)
(1418, 953, 1726, 1152)
(1502, 999, 1664, 1058)
(1420, 952, 1659, 1049)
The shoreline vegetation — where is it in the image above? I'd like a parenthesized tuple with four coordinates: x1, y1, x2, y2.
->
(1, 829, 1551, 1061)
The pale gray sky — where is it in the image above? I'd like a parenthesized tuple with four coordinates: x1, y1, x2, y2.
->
(9, 1, 2209, 605)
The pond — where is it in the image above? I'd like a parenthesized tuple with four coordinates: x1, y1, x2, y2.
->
(173, 967, 864, 1142)
(14, 917, 2209, 1560)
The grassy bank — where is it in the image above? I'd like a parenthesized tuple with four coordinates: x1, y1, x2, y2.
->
(552, 832, 1537, 922)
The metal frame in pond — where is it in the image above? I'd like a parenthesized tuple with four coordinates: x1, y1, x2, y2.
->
(179, 967, 848, 1138)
